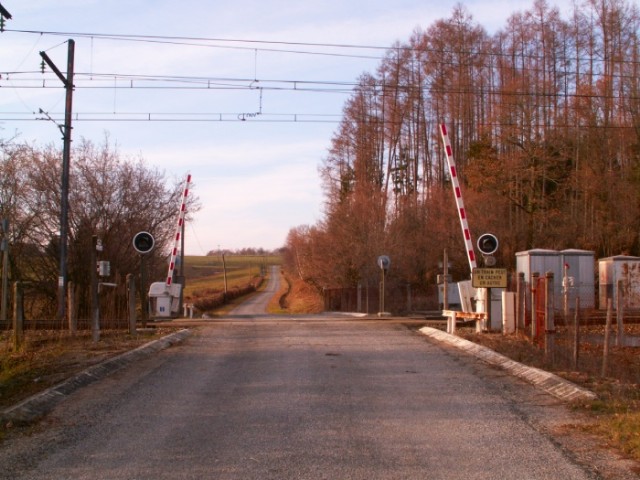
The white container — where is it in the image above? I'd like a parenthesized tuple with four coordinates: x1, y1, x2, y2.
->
(516, 249, 562, 281)
(516, 249, 595, 309)
(148, 282, 183, 318)
(560, 249, 596, 309)
(598, 256, 640, 309)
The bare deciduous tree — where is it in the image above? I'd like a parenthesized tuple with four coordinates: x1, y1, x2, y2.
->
(0, 136, 200, 319)
(285, 0, 640, 306)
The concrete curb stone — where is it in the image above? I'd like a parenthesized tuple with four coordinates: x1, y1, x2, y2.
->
(1, 328, 191, 425)
(418, 326, 597, 403)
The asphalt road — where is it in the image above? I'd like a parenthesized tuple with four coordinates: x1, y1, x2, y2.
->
(0, 269, 609, 479)
(228, 265, 281, 316)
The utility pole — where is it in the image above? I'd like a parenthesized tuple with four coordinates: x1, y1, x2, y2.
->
(40, 39, 75, 321)
(1, 219, 8, 327)
(0, 3, 12, 32)
(91, 236, 99, 343)
(443, 249, 449, 310)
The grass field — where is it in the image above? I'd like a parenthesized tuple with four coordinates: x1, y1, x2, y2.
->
(182, 254, 281, 299)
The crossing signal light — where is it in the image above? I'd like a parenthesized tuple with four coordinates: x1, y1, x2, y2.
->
(477, 233, 499, 256)
(133, 231, 155, 254)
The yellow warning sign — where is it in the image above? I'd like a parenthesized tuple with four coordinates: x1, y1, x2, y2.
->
(472, 268, 508, 288)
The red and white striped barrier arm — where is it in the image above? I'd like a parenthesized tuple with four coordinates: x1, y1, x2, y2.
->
(439, 124, 477, 273)
(166, 173, 192, 287)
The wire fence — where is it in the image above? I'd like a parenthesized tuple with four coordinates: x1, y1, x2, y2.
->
(516, 274, 640, 383)
(0, 279, 138, 338)
(322, 283, 438, 315)
(4, 270, 640, 383)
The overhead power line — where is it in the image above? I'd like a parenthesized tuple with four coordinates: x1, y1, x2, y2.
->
(2, 29, 638, 129)
(0, 111, 343, 123)
(6, 28, 392, 51)
(0, 112, 636, 131)
(5, 27, 640, 67)
(1, 72, 359, 95)
(2, 71, 638, 103)
(5, 29, 387, 60)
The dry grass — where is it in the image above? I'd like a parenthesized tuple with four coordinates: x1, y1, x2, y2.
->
(0, 329, 176, 411)
(182, 254, 279, 307)
(277, 273, 323, 314)
(266, 268, 290, 314)
(457, 327, 640, 463)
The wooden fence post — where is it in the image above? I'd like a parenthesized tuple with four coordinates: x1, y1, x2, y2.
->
(602, 298, 613, 377)
(531, 272, 539, 340)
(12, 281, 23, 350)
(544, 271, 555, 364)
(573, 297, 580, 370)
(127, 274, 137, 335)
(91, 235, 100, 343)
(67, 280, 77, 335)
(616, 279, 625, 347)
(516, 272, 525, 334)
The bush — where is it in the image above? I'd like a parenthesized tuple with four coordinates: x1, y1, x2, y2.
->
(192, 277, 264, 313)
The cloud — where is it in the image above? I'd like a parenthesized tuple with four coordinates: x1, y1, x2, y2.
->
(186, 159, 324, 253)
(198, 161, 321, 209)
(2, 0, 580, 254)
(130, 137, 326, 253)
(134, 132, 328, 165)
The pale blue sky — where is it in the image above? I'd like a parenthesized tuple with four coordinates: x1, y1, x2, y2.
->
(0, 0, 576, 254)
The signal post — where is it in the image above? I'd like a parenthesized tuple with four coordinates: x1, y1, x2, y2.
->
(473, 233, 506, 331)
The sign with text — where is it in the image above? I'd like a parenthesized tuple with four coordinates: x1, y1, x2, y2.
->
(472, 268, 508, 288)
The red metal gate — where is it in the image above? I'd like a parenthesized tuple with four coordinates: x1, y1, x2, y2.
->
(534, 276, 547, 344)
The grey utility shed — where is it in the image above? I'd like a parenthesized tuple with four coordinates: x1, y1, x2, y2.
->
(598, 255, 640, 310)
(516, 249, 595, 309)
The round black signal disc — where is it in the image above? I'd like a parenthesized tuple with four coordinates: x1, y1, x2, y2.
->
(133, 231, 155, 254)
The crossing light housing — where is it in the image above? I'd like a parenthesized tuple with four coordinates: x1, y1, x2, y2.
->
(477, 233, 499, 256)
(133, 231, 155, 254)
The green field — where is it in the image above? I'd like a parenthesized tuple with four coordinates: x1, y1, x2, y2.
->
(182, 254, 281, 296)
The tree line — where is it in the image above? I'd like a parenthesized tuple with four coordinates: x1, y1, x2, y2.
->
(205, 247, 283, 256)
(0, 135, 199, 319)
(284, 0, 640, 296)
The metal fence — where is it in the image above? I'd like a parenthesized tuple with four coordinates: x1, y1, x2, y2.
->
(0, 279, 138, 334)
(516, 273, 640, 383)
(323, 283, 439, 314)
